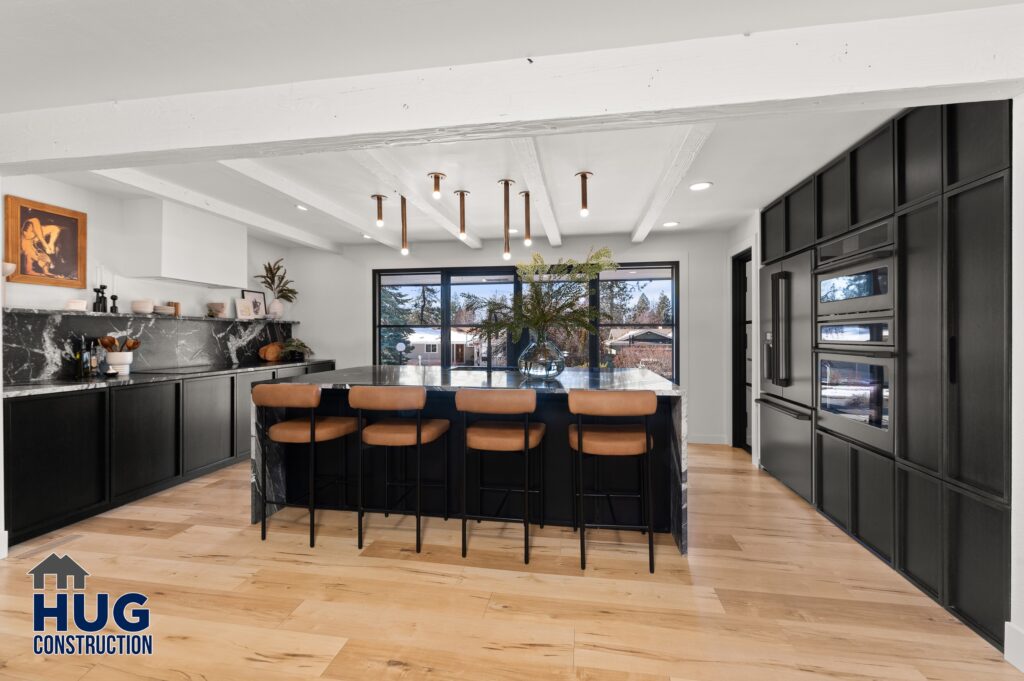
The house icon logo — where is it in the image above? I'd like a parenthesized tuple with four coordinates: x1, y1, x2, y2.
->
(27, 554, 89, 591)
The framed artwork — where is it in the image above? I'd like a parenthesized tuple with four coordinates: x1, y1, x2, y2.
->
(234, 298, 255, 320)
(241, 289, 267, 318)
(4, 195, 88, 288)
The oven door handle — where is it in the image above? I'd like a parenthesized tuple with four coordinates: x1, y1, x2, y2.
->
(813, 347, 896, 359)
(814, 248, 894, 274)
(755, 398, 811, 420)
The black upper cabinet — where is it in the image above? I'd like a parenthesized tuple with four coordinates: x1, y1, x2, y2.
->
(235, 370, 275, 457)
(786, 179, 816, 253)
(761, 199, 786, 263)
(896, 106, 943, 208)
(947, 485, 1009, 646)
(945, 100, 1011, 188)
(854, 447, 894, 562)
(898, 200, 943, 474)
(945, 173, 1010, 500)
(850, 124, 895, 227)
(183, 375, 235, 474)
(896, 465, 943, 599)
(5, 391, 107, 540)
(111, 382, 181, 499)
(817, 157, 850, 239)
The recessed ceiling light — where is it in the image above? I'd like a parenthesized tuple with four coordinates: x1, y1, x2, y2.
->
(295, 204, 309, 211)
(662, 221, 679, 228)
(363, 234, 372, 239)
(689, 181, 713, 192)
(629, 271, 637, 274)
(509, 228, 519, 234)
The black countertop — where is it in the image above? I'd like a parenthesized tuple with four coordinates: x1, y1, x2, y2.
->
(2, 359, 333, 399)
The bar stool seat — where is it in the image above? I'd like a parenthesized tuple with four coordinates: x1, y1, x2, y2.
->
(269, 416, 359, 443)
(361, 418, 450, 447)
(567, 424, 652, 456)
(468, 421, 546, 452)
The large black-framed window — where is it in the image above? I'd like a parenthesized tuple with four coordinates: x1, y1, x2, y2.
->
(373, 262, 679, 381)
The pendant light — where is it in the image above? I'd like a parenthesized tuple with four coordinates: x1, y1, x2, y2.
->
(400, 195, 409, 256)
(370, 194, 387, 227)
(519, 190, 532, 246)
(454, 190, 470, 241)
(575, 171, 592, 217)
(428, 172, 446, 200)
(499, 179, 515, 260)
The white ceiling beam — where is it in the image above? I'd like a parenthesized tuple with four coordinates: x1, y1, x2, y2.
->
(509, 137, 561, 247)
(2, 5, 1023, 175)
(218, 158, 400, 250)
(631, 124, 714, 243)
(90, 168, 340, 252)
(348, 149, 483, 249)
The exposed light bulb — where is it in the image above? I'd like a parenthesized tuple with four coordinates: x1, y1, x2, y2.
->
(375, 218, 384, 228)
(523, 238, 532, 247)
(458, 232, 467, 241)
(689, 181, 713, 191)
(662, 221, 679, 228)
(296, 204, 309, 211)
(580, 208, 590, 218)
(432, 190, 441, 200)
(363, 234, 372, 239)
(502, 251, 511, 261)
(401, 247, 409, 256)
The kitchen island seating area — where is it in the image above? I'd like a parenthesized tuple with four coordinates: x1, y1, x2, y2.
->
(254, 366, 687, 569)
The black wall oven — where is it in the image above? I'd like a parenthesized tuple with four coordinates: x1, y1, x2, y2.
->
(817, 350, 894, 454)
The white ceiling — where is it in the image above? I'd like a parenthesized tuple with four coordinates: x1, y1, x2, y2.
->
(1, 0, 1018, 113)
(50, 107, 898, 246)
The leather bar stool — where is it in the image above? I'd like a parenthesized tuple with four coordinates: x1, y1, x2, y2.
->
(455, 388, 545, 564)
(568, 389, 657, 573)
(253, 383, 359, 548)
(349, 385, 450, 553)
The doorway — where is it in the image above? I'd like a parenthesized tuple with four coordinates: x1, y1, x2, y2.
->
(731, 248, 752, 452)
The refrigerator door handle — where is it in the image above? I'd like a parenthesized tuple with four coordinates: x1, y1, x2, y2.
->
(775, 272, 790, 385)
(755, 398, 812, 420)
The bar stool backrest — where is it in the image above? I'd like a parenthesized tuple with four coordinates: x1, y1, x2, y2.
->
(252, 383, 322, 409)
(455, 388, 536, 415)
(567, 389, 657, 417)
(349, 385, 427, 412)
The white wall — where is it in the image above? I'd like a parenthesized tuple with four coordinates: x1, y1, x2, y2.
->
(286, 230, 732, 443)
(2, 175, 284, 316)
(725, 213, 760, 464)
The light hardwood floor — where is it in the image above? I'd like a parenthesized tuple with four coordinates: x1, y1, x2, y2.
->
(0, 444, 1019, 680)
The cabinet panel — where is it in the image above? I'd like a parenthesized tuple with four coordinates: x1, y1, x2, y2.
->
(896, 106, 942, 207)
(5, 391, 107, 538)
(946, 175, 1009, 498)
(898, 200, 942, 473)
(786, 179, 815, 253)
(235, 370, 275, 457)
(758, 399, 813, 503)
(183, 375, 235, 473)
(851, 124, 894, 226)
(276, 366, 307, 379)
(817, 157, 850, 239)
(307, 361, 336, 374)
(945, 100, 1010, 187)
(111, 382, 180, 498)
(817, 431, 851, 529)
(947, 485, 1008, 645)
(854, 447, 894, 562)
(761, 200, 785, 262)
(896, 465, 942, 598)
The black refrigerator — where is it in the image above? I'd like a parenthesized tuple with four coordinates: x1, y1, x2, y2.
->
(756, 250, 814, 502)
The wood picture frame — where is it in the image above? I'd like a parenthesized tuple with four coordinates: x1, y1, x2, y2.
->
(4, 195, 88, 288)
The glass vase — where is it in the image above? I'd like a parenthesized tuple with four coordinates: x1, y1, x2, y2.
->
(517, 336, 566, 380)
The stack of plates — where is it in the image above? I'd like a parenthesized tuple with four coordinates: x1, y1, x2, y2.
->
(153, 305, 175, 316)
(131, 300, 154, 314)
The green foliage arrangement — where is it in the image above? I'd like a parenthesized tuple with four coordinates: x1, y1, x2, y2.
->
(282, 337, 314, 357)
(256, 259, 299, 302)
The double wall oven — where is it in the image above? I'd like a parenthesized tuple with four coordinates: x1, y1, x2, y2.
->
(814, 220, 895, 455)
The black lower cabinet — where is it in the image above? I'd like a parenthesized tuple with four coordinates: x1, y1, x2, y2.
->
(854, 448, 893, 562)
(758, 399, 813, 503)
(235, 370, 275, 457)
(4, 391, 108, 543)
(183, 375, 235, 474)
(816, 431, 851, 529)
(275, 366, 306, 379)
(946, 485, 1009, 646)
(111, 382, 181, 499)
(896, 465, 943, 598)
(307, 360, 336, 374)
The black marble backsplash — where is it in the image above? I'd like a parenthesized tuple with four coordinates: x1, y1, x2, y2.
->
(3, 308, 294, 383)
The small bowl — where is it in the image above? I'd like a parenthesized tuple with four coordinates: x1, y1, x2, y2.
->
(131, 300, 154, 314)
(153, 305, 175, 315)
(64, 299, 88, 311)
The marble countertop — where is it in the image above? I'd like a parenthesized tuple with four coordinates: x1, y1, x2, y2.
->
(272, 365, 683, 397)
(2, 359, 333, 398)
(3, 306, 300, 325)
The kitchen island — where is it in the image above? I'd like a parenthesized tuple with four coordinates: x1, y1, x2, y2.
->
(253, 365, 688, 552)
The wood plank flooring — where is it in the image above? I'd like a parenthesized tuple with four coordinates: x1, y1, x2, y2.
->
(0, 444, 1019, 680)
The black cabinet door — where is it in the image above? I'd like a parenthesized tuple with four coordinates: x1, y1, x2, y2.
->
(761, 200, 785, 262)
(307, 361, 336, 374)
(817, 157, 850, 239)
(786, 179, 815, 253)
(817, 431, 851, 529)
(896, 106, 942, 208)
(780, 250, 814, 408)
(946, 485, 1009, 646)
(276, 366, 307, 379)
(898, 199, 943, 473)
(183, 375, 235, 474)
(945, 174, 1010, 499)
(854, 447, 894, 562)
(945, 100, 1010, 188)
(235, 370, 275, 457)
(5, 391, 107, 539)
(896, 464, 943, 598)
(758, 399, 813, 503)
(851, 124, 894, 227)
(111, 382, 180, 498)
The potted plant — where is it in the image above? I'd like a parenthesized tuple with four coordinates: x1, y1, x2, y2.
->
(468, 247, 617, 379)
(255, 258, 298, 319)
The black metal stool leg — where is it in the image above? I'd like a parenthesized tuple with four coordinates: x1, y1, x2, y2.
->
(523, 444, 530, 565)
(639, 456, 647, 536)
(415, 441, 422, 553)
(443, 432, 449, 521)
(571, 448, 578, 532)
(384, 446, 390, 517)
(308, 439, 316, 548)
(357, 441, 364, 550)
(646, 448, 654, 573)
(577, 448, 586, 570)
(342, 436, 349, 508)
(260, 432, 267, 541)
(539, 436, 546, 529)
(462, 444, 469, 558)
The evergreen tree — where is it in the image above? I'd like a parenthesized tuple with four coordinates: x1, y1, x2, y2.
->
(654, 291, 672, 324)
(416, 285, 441, 324)
(378, 287, 413, 365)
(632, 292, 652, 323)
